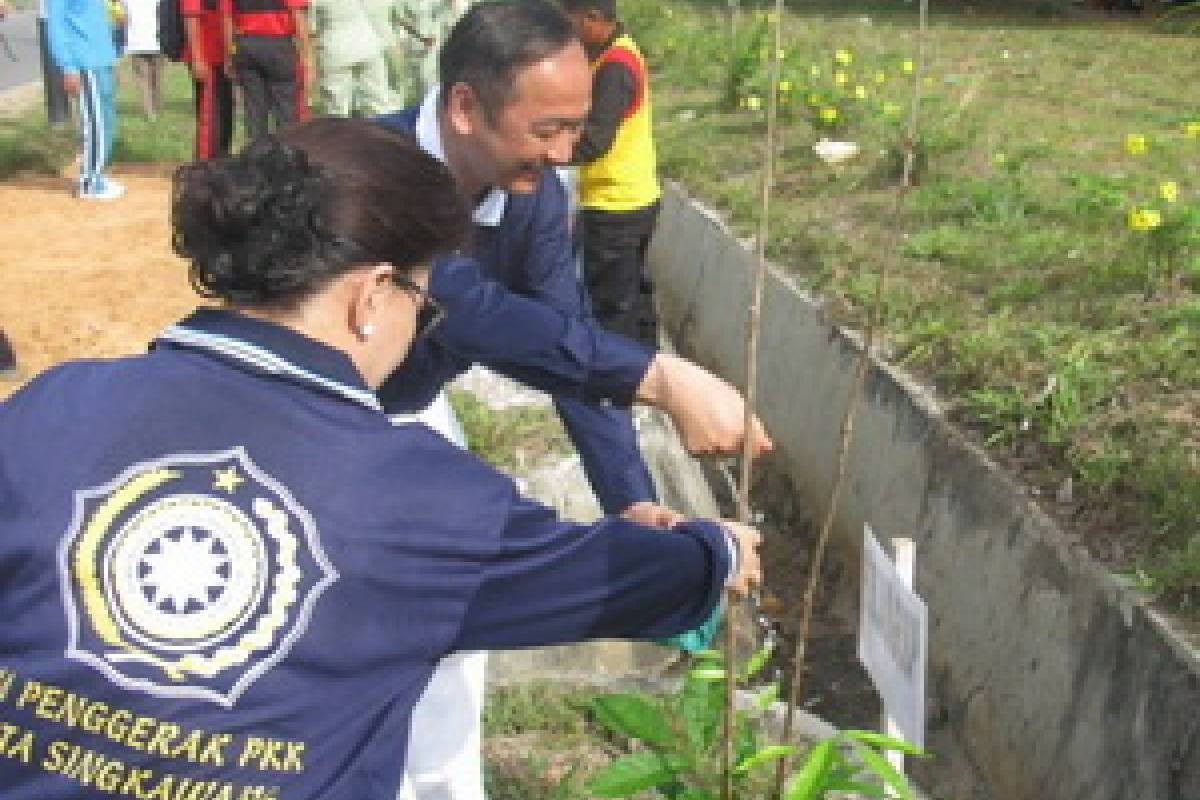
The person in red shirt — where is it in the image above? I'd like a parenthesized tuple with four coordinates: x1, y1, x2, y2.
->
(220, 0, 313, 143)
(183, 0, 233, 159)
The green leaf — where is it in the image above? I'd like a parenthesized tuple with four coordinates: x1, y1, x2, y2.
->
(590, 694, 673, 746)
(734, 711, 758, 765)
(692, 649, 724, 662)
(734, 744, 795, 774)
(689, 667, 727, 682)
(742, 640, 774, 681)
(585, 752, 675, 797)
(681, 677, 722, 752)
(852, 741, 915, 800)
(843, 729, 926, 757)
(754, 682, 780, 711)
(785, 739, 837, 800)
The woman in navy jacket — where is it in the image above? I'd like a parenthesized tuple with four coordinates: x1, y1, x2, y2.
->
(0, 117, 759, 800)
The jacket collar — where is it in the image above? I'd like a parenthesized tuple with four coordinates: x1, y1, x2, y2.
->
(153, 308, 383, 413)
(415, 87, 508, 228)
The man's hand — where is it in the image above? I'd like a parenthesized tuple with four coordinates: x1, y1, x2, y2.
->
(636, 353, 773, 459)
(189, 59, 211, 83)
(621, 501, 686, 529)
(62, 72, 81, 95)
(721, 520, 761, 599)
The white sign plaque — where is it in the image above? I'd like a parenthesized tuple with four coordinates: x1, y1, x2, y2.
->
(858, 525, 927, 748)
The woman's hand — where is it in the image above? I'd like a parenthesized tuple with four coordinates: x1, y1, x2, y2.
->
(721, 520, 762, 599)
(621, 501, 686, 529)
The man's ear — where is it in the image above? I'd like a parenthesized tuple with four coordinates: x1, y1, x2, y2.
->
(444, 82, 480, 137)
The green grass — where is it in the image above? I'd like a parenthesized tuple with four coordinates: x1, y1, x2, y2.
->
(448, 389, 572, 471)
(626, 0, 1200, 605)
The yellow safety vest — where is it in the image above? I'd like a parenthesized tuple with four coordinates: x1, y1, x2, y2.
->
(579, 34, 661, 212)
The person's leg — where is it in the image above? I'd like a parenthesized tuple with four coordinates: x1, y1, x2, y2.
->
(131, 54, 153, 118)
(215, 69, 235, 157)
(148, 54, 164, 117)
(257, 37, 301, 131)
(0, 328, 15, 375)
(96, 66, 117, 184)
(390, 393, 484, 800)
(580, 208, 647, 343)
(37, 18, 70, 127)
(235, 38, 270, 144)
(631, 201, 662, 348)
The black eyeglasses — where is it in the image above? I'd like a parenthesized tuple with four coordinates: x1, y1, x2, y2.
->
(394, 276, 446, 338)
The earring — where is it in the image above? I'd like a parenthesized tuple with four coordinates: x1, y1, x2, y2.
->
(359, 323, 376, 339)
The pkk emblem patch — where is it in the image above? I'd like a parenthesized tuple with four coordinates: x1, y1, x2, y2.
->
(58, 448, 339, 708)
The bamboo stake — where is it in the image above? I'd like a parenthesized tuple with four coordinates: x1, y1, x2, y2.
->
(723, 1, 786, 798)
(770, 3, 931, 799)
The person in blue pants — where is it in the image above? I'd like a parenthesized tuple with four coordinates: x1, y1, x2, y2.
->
(46, 0, 123, 199)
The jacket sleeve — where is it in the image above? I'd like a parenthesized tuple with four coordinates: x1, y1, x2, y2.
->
(426, 252, 654, 407)
(496, 173, 655, 513)
(44, 0, 77, 71)
(451, 488, 732, 651)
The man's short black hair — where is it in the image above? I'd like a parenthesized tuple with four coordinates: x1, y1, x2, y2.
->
(440, 0, 579, 120)
(561, 0, 619, 20)
(561, 0, 617, 21)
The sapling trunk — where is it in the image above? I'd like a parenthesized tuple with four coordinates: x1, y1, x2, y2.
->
(725, 0, 786, 798)
(769, 2, 931, 798)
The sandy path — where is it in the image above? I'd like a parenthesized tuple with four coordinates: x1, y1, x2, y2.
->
(0, 165, 197, 401)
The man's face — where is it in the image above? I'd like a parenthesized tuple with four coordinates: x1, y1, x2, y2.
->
(450, 42, 592, 194)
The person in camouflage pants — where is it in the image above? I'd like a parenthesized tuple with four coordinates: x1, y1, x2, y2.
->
(311, 0, 393, 115)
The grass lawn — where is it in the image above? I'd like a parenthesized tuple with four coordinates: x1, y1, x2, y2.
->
(624, 0, 1200, 604)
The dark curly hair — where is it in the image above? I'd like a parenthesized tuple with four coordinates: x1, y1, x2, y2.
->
(172, 118, 469, 307)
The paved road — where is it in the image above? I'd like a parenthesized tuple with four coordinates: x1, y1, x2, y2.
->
(0, 9, 43, 93)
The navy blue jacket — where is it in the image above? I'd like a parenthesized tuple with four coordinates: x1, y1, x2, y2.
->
(376, 107, 656, 514)
(0, 309, 731, 800)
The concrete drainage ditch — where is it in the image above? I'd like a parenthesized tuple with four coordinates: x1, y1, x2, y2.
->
(644, 183, 1200, 800)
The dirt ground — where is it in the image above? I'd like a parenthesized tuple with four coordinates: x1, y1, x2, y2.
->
(0, 164, 196, 401)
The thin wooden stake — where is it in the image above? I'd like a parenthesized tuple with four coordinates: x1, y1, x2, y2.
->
(770, 3, 931, 799)
(724, 1, 786, 799)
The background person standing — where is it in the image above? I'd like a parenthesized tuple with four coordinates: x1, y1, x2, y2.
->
(311, 0, 392, 116)
(184, 0, 233, 158)
(37, 0, 72, 126)
(45, 0, 123, 200)
(220, 0, 313, 143)
(123, 0, 163, 118)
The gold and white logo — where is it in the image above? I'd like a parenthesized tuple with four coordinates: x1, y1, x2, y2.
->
(59, 448, 339, 707)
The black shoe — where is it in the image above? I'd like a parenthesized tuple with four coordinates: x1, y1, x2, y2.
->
(0, 329, 15, 375)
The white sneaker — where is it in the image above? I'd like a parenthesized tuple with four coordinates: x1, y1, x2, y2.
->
(78, 178, 126, 201)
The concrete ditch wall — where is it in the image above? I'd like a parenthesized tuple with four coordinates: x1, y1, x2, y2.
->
(648, 183, 1200, 800)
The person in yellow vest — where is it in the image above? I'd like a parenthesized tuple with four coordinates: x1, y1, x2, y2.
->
(564, 0, 661, 347)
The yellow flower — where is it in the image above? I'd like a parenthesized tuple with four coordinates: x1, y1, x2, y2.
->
(1160, 181, 1179, 204)
(738, 97, 748, 109)
(854, 85, 868, 100)
(1125, 134, 1148, 156)
(1184, 121, 1200, 138)
(810, 64, 821, 77)
(902, 59, 915, 74)
(835, 49, 853, 66)
(874, 71, 887, 84)
(993, 153, 1007, 166)
(820, 107, 839, 123)
(664, 7, 673, 17)
(882, 101, 902, 117)
(777, 48, 787, 60)
(746, 95, 763, 111)
(834, 70, 849, 86)
(777, 80, 792, 93)
(1128, 208, 1163, 231)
